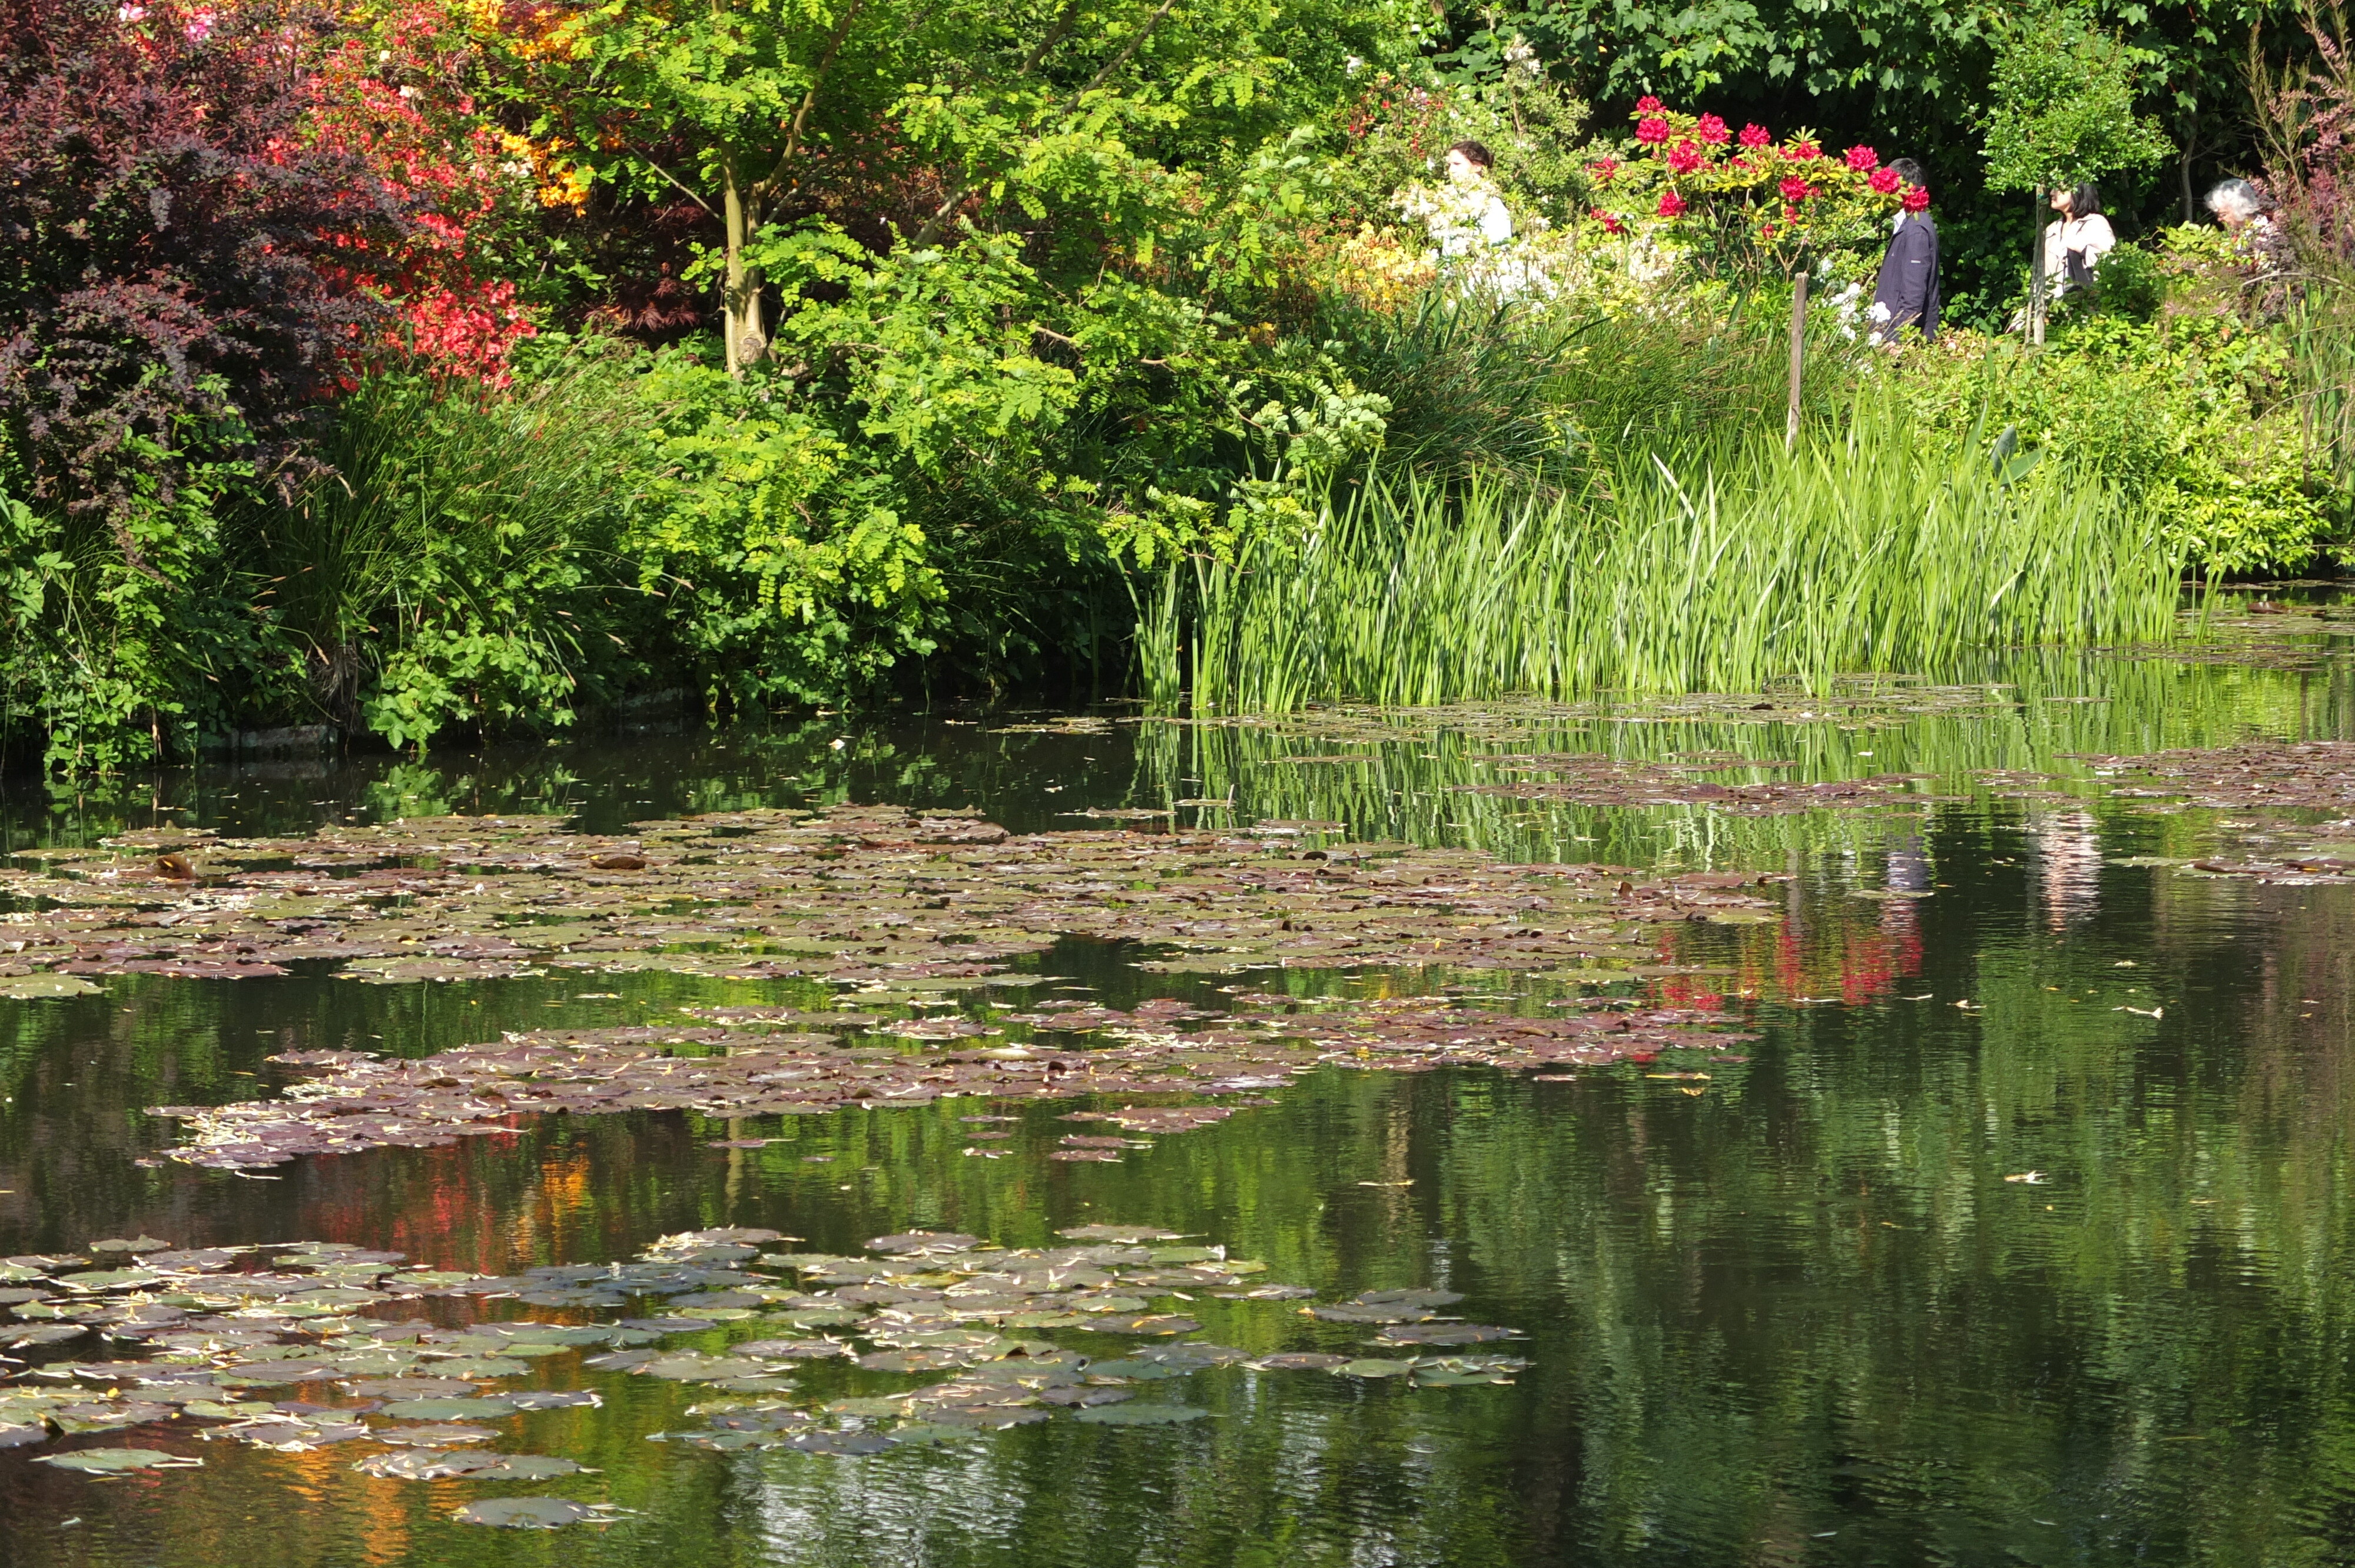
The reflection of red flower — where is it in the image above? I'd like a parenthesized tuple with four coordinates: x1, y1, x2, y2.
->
(1779, 174, 1812, 202)
(1739, 122, 1771, 148)
(1657, 188, 1687, 217)
(1869, 167, 1901, 194)
(1844, 145, 1878, 171)
(1636, 116, 1669, 144)
(1590, 157, 1618, 181)
(1902, 183, 1931, 211)
(1666, 138, 1703, 174)
(1697, 113, 1730, 144)
(1591, 207, 1624, 233)
(1636, 95, 1664, 112)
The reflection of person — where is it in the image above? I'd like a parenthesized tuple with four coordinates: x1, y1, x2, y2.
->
(2042, 182, 2115, 297)
(1438, 139, 1513, 255)
(1868, 158, 1939, 344)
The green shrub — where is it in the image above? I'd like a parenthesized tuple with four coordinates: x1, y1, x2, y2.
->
(2092, 244, 2165, 322)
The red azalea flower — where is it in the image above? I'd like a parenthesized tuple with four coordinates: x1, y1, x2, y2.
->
(1592, 207, 1625, 234)
(1902, 183, 1931, 212)
(1845, 145, 1878, 172)
(1697, 113, 1730, 144)
(1636, 95, 1664, 112)
(1869, 167, 1901, 194)
(1739, 122, 1772, 148)
(1783, 202, 1800, 221)
(1667, 139, 1703, 174)
(1760, 220, 1778, 238)
(1636, 116, 1670, 144)
(1657, 188, 1687, 217)
(1590, 157, 1618, 181)
(1779, 174, 1812, 202)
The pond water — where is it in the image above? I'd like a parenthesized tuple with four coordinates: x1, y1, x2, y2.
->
(2, 598, 2353, 1567)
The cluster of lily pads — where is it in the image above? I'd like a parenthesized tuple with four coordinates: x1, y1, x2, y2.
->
(0, 1223, 1528, 1527)
(1455, 751, 1946, 815)
(153, 992, 1754, 1170)
(0, 802, 1786, 1002)
(2074, 740, 2355, 816)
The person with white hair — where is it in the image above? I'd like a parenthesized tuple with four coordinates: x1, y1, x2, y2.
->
(2205, 178, 2270, 241)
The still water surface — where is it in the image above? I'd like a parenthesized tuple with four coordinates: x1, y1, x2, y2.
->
(3, 634, 2354, 1567)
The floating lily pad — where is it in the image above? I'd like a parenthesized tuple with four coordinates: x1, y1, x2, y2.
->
(1073, 1404, 1210, 1426)
(0, 973, 101, 999)
(34, 1446, 200, 1473)
(475, 1454, 588, 1480)
(452, 1497, 595, 1529)
(1336, 1358, 1418, 1378)
(378, 1397, 516, 1420)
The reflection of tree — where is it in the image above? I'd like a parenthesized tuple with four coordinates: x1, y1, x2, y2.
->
(2029, 808, 2104, 933)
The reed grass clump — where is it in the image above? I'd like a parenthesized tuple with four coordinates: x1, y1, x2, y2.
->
(1166, 404, 2184, 712)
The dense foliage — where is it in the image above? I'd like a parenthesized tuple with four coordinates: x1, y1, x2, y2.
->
(0, 0, 2348, 769)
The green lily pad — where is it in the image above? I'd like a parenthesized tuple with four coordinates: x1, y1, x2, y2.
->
(34, 1446, 200, 1473)
(0, 973, 101, 999)
(1337, 1358, 1418, 1378)
(377, 1397, 516, 1420)
(452, 1497, 595, 1529)
(1073, 1404, 1210, 1425)
(475, 1454, 586, 1481)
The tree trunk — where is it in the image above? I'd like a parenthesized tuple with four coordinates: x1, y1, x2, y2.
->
(2028, 191, 2048, 347)
(721, 152, 766, 377)
(1785, 267, 1808, 449)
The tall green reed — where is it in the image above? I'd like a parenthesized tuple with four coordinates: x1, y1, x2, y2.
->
(1165, 401, 2184, 713)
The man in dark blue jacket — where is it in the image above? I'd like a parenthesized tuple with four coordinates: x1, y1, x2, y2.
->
(1869, 158, 1939, 344)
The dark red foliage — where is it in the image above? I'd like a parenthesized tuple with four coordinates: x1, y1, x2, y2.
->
(0, 0, 412, 531)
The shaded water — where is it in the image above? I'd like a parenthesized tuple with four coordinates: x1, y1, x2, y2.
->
(4, 623, 2355, 1567)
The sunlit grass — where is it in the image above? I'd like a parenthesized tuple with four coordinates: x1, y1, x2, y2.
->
(1158, 403, 2185, 713)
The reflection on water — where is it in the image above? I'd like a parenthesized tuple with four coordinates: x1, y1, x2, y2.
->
(1, 636, 2354, 1566)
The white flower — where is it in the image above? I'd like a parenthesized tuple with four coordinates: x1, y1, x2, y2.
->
(1345, 54, 1364, 74)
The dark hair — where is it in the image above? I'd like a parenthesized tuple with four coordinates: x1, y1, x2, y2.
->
(2063, 181, 2101, 218)
(1887, 158, 1925, 188)
(1448, 139, 1495, 170)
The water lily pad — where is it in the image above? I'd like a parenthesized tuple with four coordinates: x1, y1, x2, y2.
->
(0, 973, 101, 999)
(354, 1449, 505, 1479)
(452, 1497, 595, 1529)
(371, 1424, 499, 1447)
(475, 1454, 587, 1480)
(1073, 1404, 1210, 1425)
(1336, 1358, 1418, 1378)
(34, 1446, 200, 1473)
(0, 1423, 49, 1447)
(378, 1397, 516, 1420)
(785, 1429, 894, 1455)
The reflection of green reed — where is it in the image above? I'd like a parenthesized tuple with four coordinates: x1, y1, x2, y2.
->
(1135, 649, 2355, 869)
(1160, 408, 2183, 713)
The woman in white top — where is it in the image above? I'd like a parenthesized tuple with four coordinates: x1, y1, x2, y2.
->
(2042, 182, 2115, 297)
(1437, 139, 1513, 255)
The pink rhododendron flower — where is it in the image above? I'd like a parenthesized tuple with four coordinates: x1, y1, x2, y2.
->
(1697, 113, 1730, 144)
(1739, 123, 1771, 148)
(1657, 188, 1687, 217)
(1779, 174, 1812, 202)
(1902, 183, 1931, 212)
(1666, 139, 1703, 174)
(1636, 116, 1669, 144)
(1790, 140, 1822, 160)
(1590, 157, 1618, 181)
(1636, 95, 1664, 112)
(1869, 167, 1901, 194)
(1845, 145, 1878, 171)
(1592, 208, 1625, 233)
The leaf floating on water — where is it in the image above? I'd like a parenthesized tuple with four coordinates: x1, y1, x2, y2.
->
(1336, 1359, 1418, 1378)
(355, 1448, 508, 1480)
(1072, 1403, 1210, 1426)
(34, 1447, 201, 1473)
(452, 1497, 596, 1529)
(1376, 1323, 1518, 1346)
(0, 974, 102, 999)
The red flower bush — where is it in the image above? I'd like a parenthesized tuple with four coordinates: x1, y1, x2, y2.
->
(1779, 174, 1814, 202)
(1592, 208, 1625, 233)
(1844, 145, 1878, 172)
(1636, 116, 1670, 144)
(1869, 167, 1902, 194)
(1740, 123, 1772, 148)
(1591, 157, 1618, 181)
(1637, 95, 1664, 112)
(1657, 189, 1687, 217)
(1697, 113, 1730, 145)
(1902, 184, 1931, 212)
(1667, 139, 1704, 174)
(1790, 141, 1822, 161)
